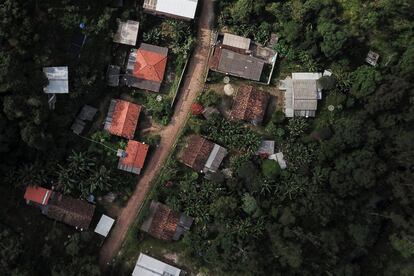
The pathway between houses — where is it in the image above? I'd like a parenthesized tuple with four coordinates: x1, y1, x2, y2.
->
(99, 0, 215, 271)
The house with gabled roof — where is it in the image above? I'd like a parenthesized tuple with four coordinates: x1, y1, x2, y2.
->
(178, 135, 228, 174)
(229, 85, 269, 125)
(24, 186, 52, 206)
(118, 140, 149, 175)
(125, 43, 168, 92)
(140, 201, 194, 241)
(44, 194, 95, 231)
(104, 99, 141, 139)
(143, 0, 198, 20)
(279, 72, 322, 118)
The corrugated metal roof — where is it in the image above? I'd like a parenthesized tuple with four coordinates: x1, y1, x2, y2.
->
(218, 49, 264, 81)
(94, 215, 115, 237)
(223, 33, 251, 50)
(147, 0, 198, 20)
(113, 20, 139, 46)
(132, 253, 181, 276)
(43, 67, 69, 94)
(24, 186, 52, 205)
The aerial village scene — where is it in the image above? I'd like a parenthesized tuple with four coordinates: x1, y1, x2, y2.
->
(0, 0, 413, 275)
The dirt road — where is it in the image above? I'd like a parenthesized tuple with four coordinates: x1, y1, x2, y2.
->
(99, 0, 214, 271)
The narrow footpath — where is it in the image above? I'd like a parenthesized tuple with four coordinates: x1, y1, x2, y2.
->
(99, 0, 215, 270)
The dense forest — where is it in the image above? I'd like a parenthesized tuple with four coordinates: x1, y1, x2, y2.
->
(1, 0, 414, 275)
(151, 0, 414, 275)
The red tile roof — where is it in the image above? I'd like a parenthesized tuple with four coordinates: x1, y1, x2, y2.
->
(119, 140, 149, 171)
(108, 99, 141, 139)
(230, 85, 269, 124)
(24, 186, 52, 205)
(178, 135, 214, 172)
(134, 49, 167, 83)
(46, 195, 95, 230)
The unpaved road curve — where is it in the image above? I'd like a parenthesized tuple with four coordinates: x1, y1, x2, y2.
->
(99, 0, 214, 271)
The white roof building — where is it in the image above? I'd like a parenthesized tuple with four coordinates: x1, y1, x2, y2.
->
(94, 215, 115, 237)
(222, 33, 251, 51)
(143, 0, 198, 20)
(279, 72, 322, 118)
(113, 20, 139, 46)
(43, 67, 69, 94)
(132, 253, 181, 276)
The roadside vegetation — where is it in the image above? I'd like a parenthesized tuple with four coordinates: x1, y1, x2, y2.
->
(116, 0, 414, 275)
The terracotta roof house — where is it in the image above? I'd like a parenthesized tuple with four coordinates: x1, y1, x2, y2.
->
(113, 19, 139, 46)
(132, 253, 182, 276)
(178, 135, 228, 174)
(118, 140, 149, 174)
(44, 194, 95, 230)
(143, 0, 198, 20)
(24, 186, 52, 206)
(125, 43, 168, 92)
(140, 201, 194, 241)
(279, 72, 322, 118)
(229, 85, 269, 125)
(209, 48, 264, 81)
(104, 99, 141, 139)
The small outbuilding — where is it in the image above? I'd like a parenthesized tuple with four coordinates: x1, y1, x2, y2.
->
(366, 50, 380, 66)
(106, 65, 121, 87)
(104, 99, 142, 139)
(24, 186, 52, 206)
(113, 19, 139, 46)
(71, 105, 98, 135)
(94, 214, 115, 237)
(256, 140, 275, 156)
(43, 66, 69, 94)
(132, 253, 182, 276)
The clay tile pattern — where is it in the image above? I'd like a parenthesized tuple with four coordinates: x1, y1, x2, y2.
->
(46, 196, 95, 230)
(148, 203, 180, 241)
(119, 140, 149, 170)
(134, 48, 167, 83)
(109, 100, 141, 139)
(230, 85, 269, 124)
(178, 135, 215, 172)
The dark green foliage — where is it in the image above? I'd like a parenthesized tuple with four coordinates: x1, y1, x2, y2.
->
(202, 116, 261, 154)
(197, 89, 220, 107)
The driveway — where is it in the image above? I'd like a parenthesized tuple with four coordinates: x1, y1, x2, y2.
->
(99, 0, 215, 270)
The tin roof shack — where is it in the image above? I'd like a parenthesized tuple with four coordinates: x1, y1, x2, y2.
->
(71, 105, 98, 135)
(104, 99, 142, 139)
(24, 186, 53, 207)
(118, 140, 149, 175)
(43, 66, 69, 94)
(256, 140, 275, 157)
(132, 253, 182, 276)
(113, 20, 139, 46)
(107, 65, 121, 87)
(94, 214, 115, 237)
(44, 194, 95, 231)
(125, 43, 168, 92)
(143, 0, 198, 20)
(229, 85, 270, 125)
(366, 50, 380, 66)
(279, 72, 322, 118)
(140, 201, 194, 241)
(178, 135, 228, 174)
